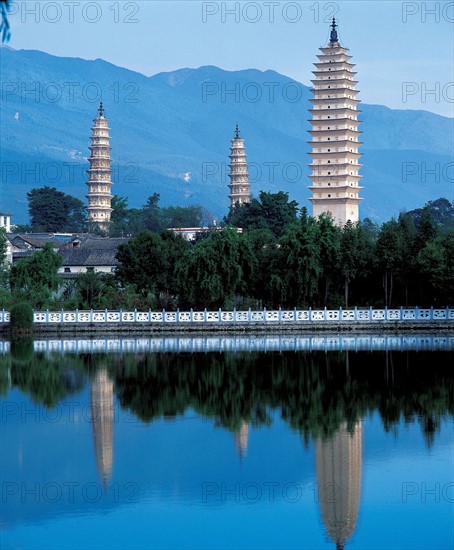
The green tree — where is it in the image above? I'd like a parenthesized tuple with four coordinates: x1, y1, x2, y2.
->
(27, 186, 86, 232)
(115, 230, 189, 301)
(316, 213, 342, 306)
(75, 271, 116, 310)
(177, 228, 251, 308)
(0, 227, 7, 264)
(161, 205, 205, 228)
(227, 191, 299, 238)
(278, 213, 321, 307)
(9, 244, 62, 308)
(376, 219, 402, 307)
(142, 193, 162, 233)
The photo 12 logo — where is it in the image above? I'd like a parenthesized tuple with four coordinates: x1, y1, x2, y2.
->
(2, 81, 139, 105)
(401, 162, 453, 184)
(201, 1, 339, 24)
(402, 482, 453, 503)
(402, 82, 453, 105)
(402, 2, 454, 23)
(8, 1, 140, 24)
(202, 80, 304, 104)
(1, 481, 140, 504)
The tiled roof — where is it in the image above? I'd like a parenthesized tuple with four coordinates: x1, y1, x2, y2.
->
(59, 248, 121, 267)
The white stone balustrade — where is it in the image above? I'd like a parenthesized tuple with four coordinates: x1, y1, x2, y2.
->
(0, 307, 453, 325)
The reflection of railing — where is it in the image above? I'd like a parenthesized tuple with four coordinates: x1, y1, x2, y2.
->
(0, 307, 453, 325)
(1, 335, 453, 355)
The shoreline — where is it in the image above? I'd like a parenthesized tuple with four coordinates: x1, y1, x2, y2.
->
(2, 320, 454, 337)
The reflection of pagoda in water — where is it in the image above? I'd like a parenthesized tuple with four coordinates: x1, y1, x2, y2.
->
(91, 369, 114, 486)
(234, 421, 249, 459)
(316, 422, 362, 550)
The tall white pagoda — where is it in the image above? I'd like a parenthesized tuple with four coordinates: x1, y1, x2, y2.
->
(228, 125, 251, 209)
(86, 101, 113, 228)
(308, 19, 363, 226)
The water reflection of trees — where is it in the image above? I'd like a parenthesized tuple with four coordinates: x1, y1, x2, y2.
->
(1, 346, 453, 443)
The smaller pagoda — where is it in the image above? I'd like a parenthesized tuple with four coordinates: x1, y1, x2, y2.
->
(86, 101, 113, 228)
(228, 125, 251, 209)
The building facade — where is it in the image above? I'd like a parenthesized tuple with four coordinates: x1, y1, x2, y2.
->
(228, 125, 251, 209)
(308, 19, 363, 226)
(86, 101, 113, 229)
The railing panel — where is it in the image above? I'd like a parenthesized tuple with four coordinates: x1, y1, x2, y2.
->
(266, 311, 279, 321)
(402, 310, 416, 320)
(327, 310, 340, 320)
(433, 309, 446, 319)
(357, 310, 370, 321)
(387, 309, 400, 320)
(93, 312, 106, 323)
(178, 312, 191, 322)
(311, 310, 324, 321)
(193, 312, 205, 322)
(282, 310, 296, 321)
(296, 310, 309, 321)
(341, 310, 355, 320)
(251, 311, 265, 321)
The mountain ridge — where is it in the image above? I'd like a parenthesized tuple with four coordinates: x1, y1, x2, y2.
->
(1, 47, 452, 223)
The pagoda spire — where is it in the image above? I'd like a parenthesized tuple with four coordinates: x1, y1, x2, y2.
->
(330, 17, 338, 44)
(228, 125, 251, 209)
(86, 103, 113, 229)
(307, 22, 363, 226)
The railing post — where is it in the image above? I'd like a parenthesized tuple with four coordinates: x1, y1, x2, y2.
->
(190, 308, 193, 323)
(120, 308, 122, 324)
(61, 308, 64, 323)
(90, 309, 93, 323)
(309, 307, 312, 322)
(354, 306, 357, 321)
(248, 308, 251, 322)
(234, 307, 237, 323)
(204, 308, 207, 322)
(76, 309, 79, 323)
(446, 305, 450, 321)
(278, 307, 282, 324)
(339, 306, 342, 321)
(264, 306, 267, 323)
(148, 308, 152, 323)
(369, 305, 373, 321)
(324, 307, 327, 321)
(400, 306, 403, 321)
(219, 308, 222, 323)
(46, 309, 49, 323)
(162, 309, 166, 323)
(105, 309, 108, 323)
(415, 305, 419, 320)
(176, 308, 180, 323)
(430, 306, 433, 321)
(294, 307, 297, 322)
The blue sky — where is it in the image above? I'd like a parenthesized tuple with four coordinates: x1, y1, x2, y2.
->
(5, 0, 454, 117)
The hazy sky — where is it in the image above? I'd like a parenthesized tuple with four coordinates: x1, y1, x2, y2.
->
(5, 0, 454, 116)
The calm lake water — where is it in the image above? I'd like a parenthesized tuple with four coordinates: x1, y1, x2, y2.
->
(1, 334, 453, 550)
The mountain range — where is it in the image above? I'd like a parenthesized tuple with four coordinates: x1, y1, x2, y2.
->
(1, 47, 452, 223)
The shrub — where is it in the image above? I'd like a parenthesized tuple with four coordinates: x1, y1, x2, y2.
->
(10, 302, 34, 332)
